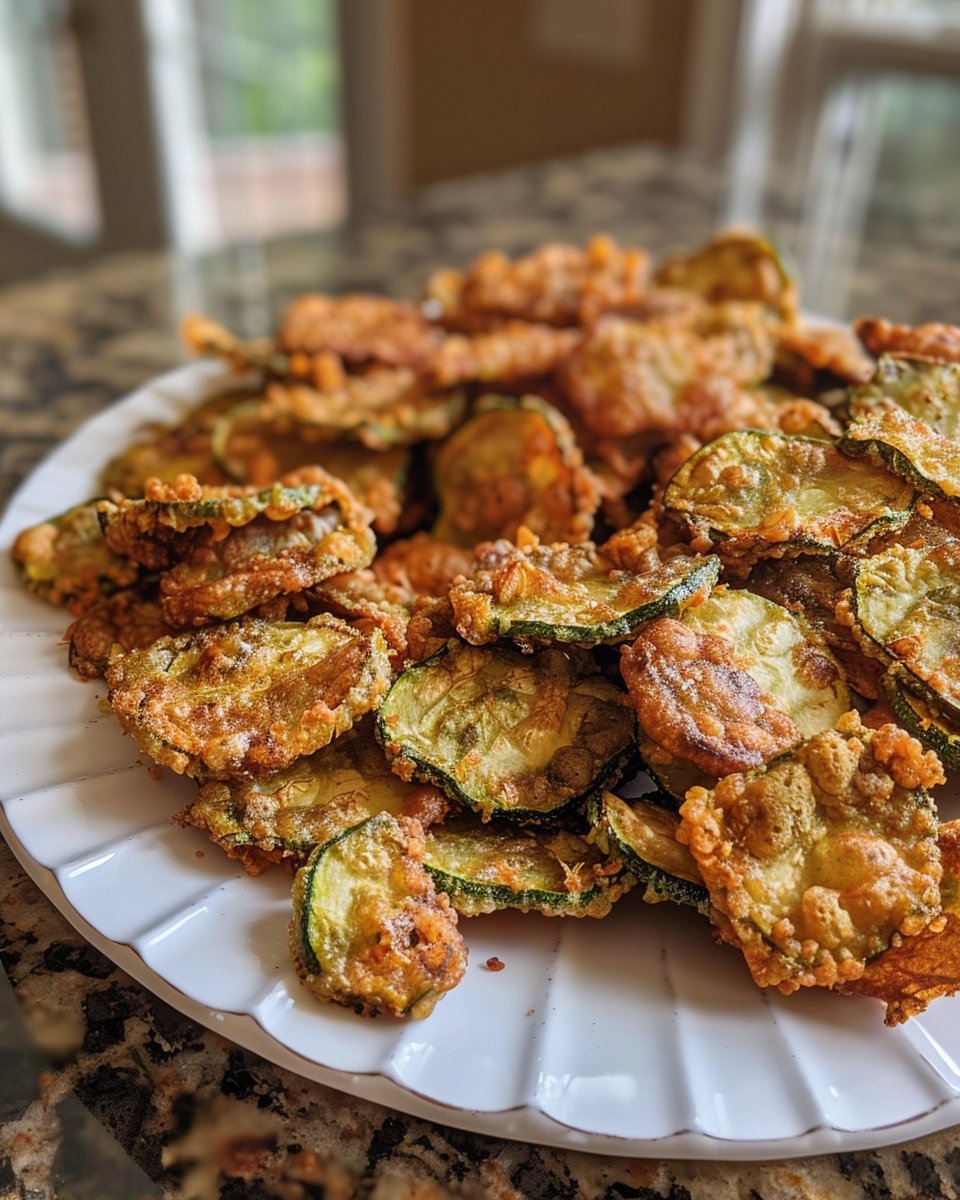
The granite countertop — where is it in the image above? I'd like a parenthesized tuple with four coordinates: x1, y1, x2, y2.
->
(2, 144, 960, 1200)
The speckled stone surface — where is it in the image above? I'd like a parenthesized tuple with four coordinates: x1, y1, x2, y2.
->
(2, 144, 960, 1199)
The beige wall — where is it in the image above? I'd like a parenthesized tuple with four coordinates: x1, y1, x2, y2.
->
(401, 0, 696, 188)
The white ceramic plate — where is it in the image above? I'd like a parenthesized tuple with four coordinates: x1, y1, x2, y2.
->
(3, 361, 960, 1160)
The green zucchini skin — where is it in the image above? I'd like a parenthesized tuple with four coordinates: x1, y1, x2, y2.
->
(422, 815, 632, 918)
(884, 674, 960, 772)
(376, 640, 637, 823)
(588, 792, 709, 913)
(662, 429, 915, 561)
(850, 540, 960, 722)
(451, 541, 719, 647)
(290, 811, 467, 1018)
(849, 354, 960, 437)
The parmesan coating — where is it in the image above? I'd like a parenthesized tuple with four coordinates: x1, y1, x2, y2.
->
(678, 713, 944, 995)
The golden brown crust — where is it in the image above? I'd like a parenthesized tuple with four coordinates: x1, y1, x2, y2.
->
(621, 617, 801, 777)
(371, 534, 476, 602)
(424, 235, 650, 330)
(777, 320, 876, 385)
(679, 713, 944, 995)
(65, 587, 173, 680)
(838, 821, 960, 1023)
(278, 293, 440, 368)
(855, 317, 960, 364)
(424, 322, 578, 389)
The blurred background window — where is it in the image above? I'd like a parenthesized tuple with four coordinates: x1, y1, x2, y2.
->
(0, 0, 100, 241)
(0, 0, 956, 319)
(142, 0, 345, 255)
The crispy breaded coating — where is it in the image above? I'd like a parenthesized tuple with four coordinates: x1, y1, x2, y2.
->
(265, 368, 466, 450)
(11, 501, 141, 616)
(449, 533, 716, 648)
(678, 712, 945, 995)
(424, 321, 578, 389)
(106, 614, 392, 779)
(424, 235, 650, 330)
(856, 317, 960, 364)
(307, 569, 411, 668)
(839, 821, 960, 1023)
(371, 533, 476, 602)
(290, 813, 467, 1018)
(621, 617, 802, 777)
(558, 309, 774, 441)
(776, 319, 876, 386)
(278, 293, 440, 369)
(65, 586, 173, 680)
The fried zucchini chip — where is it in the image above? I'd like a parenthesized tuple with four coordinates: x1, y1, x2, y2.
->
(856, 318, 960, 365)
(290, 812, 467, 1018)
(774, 319, 876, 388)
(264, 370, 467, 451)
(65, 586, 173, 680)
(850, 539, 960, 720)
(432, 395, 599, 547)
(106, 614, 392, 779)
(662, 431, 914, 566)
(278, 292, 440, 368)
(11, 501, 140, 615)
(746, 553, 884, 699)
(884, 674, 960, 772)
(179, 718, 413, 874)
(449, 533, 719, 647)
(849, 354, 960, 436)
(423, 235, 650, 330)
(424, 321, 578, 389)
(557, 314, 774, 442)
(622, 590, 849, 780)
(839, 822, 960, 1024)
(210, 400, 409, 534)
(678, 712, 945, 994)
(100, 471, 374, 624)
(589, 791, 709, 911)
(654, 231, 797, 320)
(422, 813, 632, 918)
(843, 403, 960, 503)
(376, 641, 636, 821)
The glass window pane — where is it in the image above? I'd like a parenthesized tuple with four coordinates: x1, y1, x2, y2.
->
(0, 0, 100, 240)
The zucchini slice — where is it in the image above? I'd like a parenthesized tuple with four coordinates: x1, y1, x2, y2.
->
(622, 589, 850, 782)
(376, 640, 636, 821)
(678, 711, 944, 994)
(432, 394, 599, 547)
(290, 812, 467, 1018)
(449, 537, 719, 647)
(637, 734, 715, 806)
(422, 814, 631, 917)
(662, 430, 914, 563)
(654, 232, 797, 320)
(180, 719, 411, 872)
(841, 405, 960, 502)
(99, 474, 366, 569)
(265, 374, 468, 451)
(849, 354, 960, 437)
(106, 614, 392, 779)
(10, 501, 141, 615)
(65, 585, 171, 680)
(851, 540, 960, 720)
(589, 792, 709, 912)
(157, 500, 375, 628)
(884, 673, 960, 772)
(210, 399, 410, 534)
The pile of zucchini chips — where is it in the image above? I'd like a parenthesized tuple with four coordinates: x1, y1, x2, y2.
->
(14, 232, 960, 1023)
